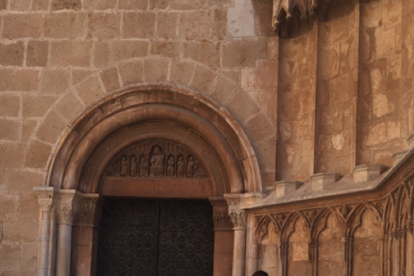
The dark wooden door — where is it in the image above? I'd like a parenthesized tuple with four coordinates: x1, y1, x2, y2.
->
(96, 198, 214, 276)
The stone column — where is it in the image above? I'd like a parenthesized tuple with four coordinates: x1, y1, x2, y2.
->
(35, 187, 56, 276)
(229, 209, 247, 276)
(210, 197, 234, 276)
(55, 190, 79, 276)
(245, 213, 258, 276)
(72, 194, 100, 276)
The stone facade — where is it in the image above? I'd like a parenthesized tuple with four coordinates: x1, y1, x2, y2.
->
(0, 0, 413, 275)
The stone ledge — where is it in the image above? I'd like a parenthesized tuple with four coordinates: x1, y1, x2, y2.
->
(391, 150, 408, 167)
(353, 164, 387, 184)
(310, 173, 342, 191)
(273, 180, 303, 197)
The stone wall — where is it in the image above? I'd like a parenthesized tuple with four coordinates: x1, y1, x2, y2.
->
(0, 0, 413, 275)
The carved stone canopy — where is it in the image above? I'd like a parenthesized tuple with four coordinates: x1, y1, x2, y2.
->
(105, 139, 209, 179)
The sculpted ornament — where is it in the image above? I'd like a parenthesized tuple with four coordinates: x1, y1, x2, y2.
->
(105, 140, 208, 179)
(55, 192, 79, 225)
(230, 210, 247, 229)
(213, 212, 233, 230)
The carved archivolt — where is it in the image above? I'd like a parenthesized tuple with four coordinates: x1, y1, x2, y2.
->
(105, 140, 208, 179)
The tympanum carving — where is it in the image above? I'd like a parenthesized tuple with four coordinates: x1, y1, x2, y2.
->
(105, 140, 208, 179)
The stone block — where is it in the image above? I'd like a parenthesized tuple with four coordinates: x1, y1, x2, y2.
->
(22, 95, 57, 118)
(88, 12, 121, 39)
(0, 68, 39, 91)
(0, 119, 19, 141)
(25, 140, 52, 169)
(6, 170, 44, 193)
(112, 40, 148, 61)
(207, 0, 231, 6)
(0, 0, 6, 9)
(170, 0, 206, 10)
(83, 0, 117, 10)
(18, 193, 40, 223)
(210, 76, 238, 103)
(274, 180, 303, 197)
(26, 40, 48, 67)
(151, 41, 180, 58)
(144, 58, 169, 82)
(244, 113, 274, 143)
(0, 143, 25, 168)
(222, 39, 267, 68)
(0, 244, 20, 268)
(54, 92, 85, 122)
(41, 69, 70, 95)
(212, 8, 227, 40)
(225, 89, 260, 123)
(391, 150, 408, 166)
(179, 10, 212, 40)
(255, 61, 278, 91)
(156, 13, 179, 39)
(44, 12, 86, 39)
(190, 65, 216, 93)
(20, 243, 37, 270)
(75, 76, 105, 105)
(51, 0, 81, 10)
(50, 41, 92, 67)
(32, 0, 49, 10)
(36, 111, 67, 144)
(123, 12, 155, 38)
(170, 60, 195, 85)
(119, 0, 148, 9)
(0, 195, 18, 221)
(149, 0, 169, 9)
(310, 173, 342, 191)
(71, 69, 96, 85)
(183, 42, 220, 68)
(21, 120, 37, 142)
(2, 14, 43, 39)
(353, 164, 387, 183)
(0, 95, 20, 117)
(0, 42, 24, 66)
(4, 221, 38, 242)
(100, 67, 120, 92)
(119, 61, 144, 86)
(94, 41, 110, 67)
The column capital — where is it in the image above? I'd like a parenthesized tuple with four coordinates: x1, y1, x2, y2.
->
(55, 190, 80, 225)
(229, 209, 247, 229)
(209, 197, 233, 230)
(34, 187, 55, 212)
(74, 194, 100, 227)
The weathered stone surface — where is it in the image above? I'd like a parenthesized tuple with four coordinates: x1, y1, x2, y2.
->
(25, 140, 52, 169)
(183, 42, 220, 68)
(44, 12, 86, 39)
(21, 120, 37, 142)
(151, 41, 180, 58)
(22, 95, 57, 118)
(222, 39, 267, 68)
(89, 12, 121, 39)
(112, 41, 148, 61)
(0, 42, 24, 66)
(54, 92, 84, 121)
(51, 0, 81, 10)
(0, 69, 39, 91)
(6, 170, 44, 193)
(170, 60, 195, 85)
(191, 65, 216, 93)
(144, 58, 169, 82)
(26, 40, 48, 67)
(41, 69, 70, 95)
(123, 12, 155, 38)
(100, 67, 121, 92)
(156, 13, 179, 39)
(179, 10, 212, 40)
(75, 75, 105, 105)
(83, 0, 117, 10)
(50, 41, 91, 67)
(2, 14, 43, 39)
(0, 95, 20, 117)
(36, 111, 67, 144)
(94, 41, 110, 67)
(170, 0, 206, 10)
(119, 0, 148, 9)
(119, 61, 144, 86)
(0, 244, 20, 268)
(0, 119, 19, 141)
(0, 143, 25, 168)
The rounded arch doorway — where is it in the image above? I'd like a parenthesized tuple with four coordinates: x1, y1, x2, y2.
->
(35, 84, 262, 276)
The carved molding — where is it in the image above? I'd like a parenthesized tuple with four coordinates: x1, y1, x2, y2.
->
(55, 191, 80, 225)
(230, 210, 247, 229)
(213, 212, 233, 230)
(74, 195, 100, 227)
(35, 188, 55, 212)
(105, 139, 208, 179)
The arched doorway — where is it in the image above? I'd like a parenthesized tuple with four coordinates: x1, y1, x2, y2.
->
(35, 85, 262, 276)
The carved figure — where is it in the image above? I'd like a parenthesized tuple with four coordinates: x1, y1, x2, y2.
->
(187, 156, 194, 177)
(139, 156, 148, 177)
(120, 155, 128, 177)
(167, 157, 175, 176)
(150, 146, 164, 177)
(177, 156, 185, 177)
(130, 155, 137, 177)
(194, 160, 203, 178)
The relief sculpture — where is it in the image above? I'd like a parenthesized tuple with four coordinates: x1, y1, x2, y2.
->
(105, 139, 208, 179)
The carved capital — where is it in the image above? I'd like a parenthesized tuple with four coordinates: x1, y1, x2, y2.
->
(213, 212, 233, 230)
(230, 210, 247, 229)
(74, 194, 100, 227)
(55, 190, 79, 225)
(35, 187, 55, 212)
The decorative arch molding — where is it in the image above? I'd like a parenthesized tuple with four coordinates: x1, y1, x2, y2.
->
(46, 84, 262, 195)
